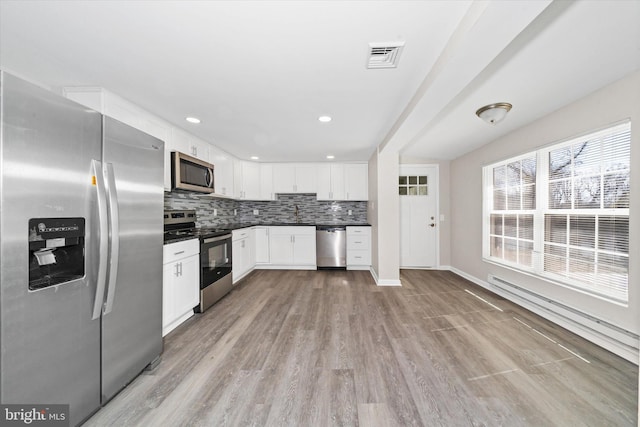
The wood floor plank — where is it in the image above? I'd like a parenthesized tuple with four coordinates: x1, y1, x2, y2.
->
(84, 269, 638, 427)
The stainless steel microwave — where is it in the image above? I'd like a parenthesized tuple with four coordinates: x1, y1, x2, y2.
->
(171, 151, 215, 193)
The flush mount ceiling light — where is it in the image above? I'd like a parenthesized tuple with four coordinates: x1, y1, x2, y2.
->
(250, 156, 259, 160)
(318, 115, 332, 123)
(185, 117, 201, 124)
(475, 103, 512, 125)
(326, 155, 335, 159)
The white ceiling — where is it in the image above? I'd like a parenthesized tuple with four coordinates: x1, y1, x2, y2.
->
(1, 1, 639, 163)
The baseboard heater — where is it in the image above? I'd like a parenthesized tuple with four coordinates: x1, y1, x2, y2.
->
(487, 274, 639, 364)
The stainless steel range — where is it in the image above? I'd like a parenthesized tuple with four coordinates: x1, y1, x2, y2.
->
(164, 210, 233, 312)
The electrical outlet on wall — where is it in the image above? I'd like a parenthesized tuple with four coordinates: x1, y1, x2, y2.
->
(348, 209, 353, 216)
(253, 209, 259, 215)
(234, 209, 237, 216)
(213, 209, 217, 216)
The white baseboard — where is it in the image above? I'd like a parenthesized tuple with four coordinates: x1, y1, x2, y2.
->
(449, 267, 639, 365)
(254, 265, 317, 271)
(370, 267, 402, 286)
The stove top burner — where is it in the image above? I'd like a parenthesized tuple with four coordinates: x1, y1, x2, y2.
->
(164, 226, 231, 244)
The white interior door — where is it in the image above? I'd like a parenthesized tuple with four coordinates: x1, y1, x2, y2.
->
(399, 165, 438, 268)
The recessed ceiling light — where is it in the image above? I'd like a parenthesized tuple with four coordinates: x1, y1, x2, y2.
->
(186, 117, 201, 124)
(318, 116, 332, 123)
(326, 155, 335, 159)
(250, 156, 259, 160)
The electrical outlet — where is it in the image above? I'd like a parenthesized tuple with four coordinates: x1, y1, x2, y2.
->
(213, 209, 217, 216)
(253, 209, 259, 215)
(348, 209, 353, 216)
(234, 209, 237, 216)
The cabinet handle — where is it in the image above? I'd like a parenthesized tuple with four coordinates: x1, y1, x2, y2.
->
(355, 241, 362, 244)
(174, 250, 185, 256)
(179, 262, 183, 276)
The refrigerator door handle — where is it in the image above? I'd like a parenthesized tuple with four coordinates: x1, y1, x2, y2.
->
(92, 160, 109, 320)
(103, 163, 120, 315)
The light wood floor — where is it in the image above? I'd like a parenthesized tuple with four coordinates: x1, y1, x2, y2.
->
(84, 269, 638, 426)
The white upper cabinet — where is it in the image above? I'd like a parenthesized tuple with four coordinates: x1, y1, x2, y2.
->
(316, 163, 366, 200)
(234, 161, 274, 200)
(317, 164, 346, 200)
(259, 164, 275, 200)
(273, 164, 317, 194)
(344, 163, 368, 200)
(171, 129, 209, 161)
(209, 146, 235, 197)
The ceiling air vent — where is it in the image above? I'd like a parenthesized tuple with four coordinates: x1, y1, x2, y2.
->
(367, 42, 405, 69)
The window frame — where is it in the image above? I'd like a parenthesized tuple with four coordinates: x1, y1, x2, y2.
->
(482, 120, 631, 304)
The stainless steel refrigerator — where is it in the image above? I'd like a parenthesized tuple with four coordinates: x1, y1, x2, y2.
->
(0, 72, 164, 426)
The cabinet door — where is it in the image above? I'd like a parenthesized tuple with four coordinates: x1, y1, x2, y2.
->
(232, 239, 244, 280)
(210, 146, 235, 197)
(162, 262, 177, 331)
(242, 162, 261, 199)
(345, 164, 368, 200)
(233, 159, 244, 199)
(316, 165, 332, 200)
(259, 164, 274, 200)
(174, 255, 199, 317)
(272, 164, 296, 193)
(292, 233, 316, 265)
(295, 164, 317, 193)
(269, 233, 293, 264)
(330, 164, 346, 200)
(255, 227, 271, 264)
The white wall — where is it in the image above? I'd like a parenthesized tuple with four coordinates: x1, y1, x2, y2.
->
(450, 70, 640, 335)
(368, 148, 401, 285)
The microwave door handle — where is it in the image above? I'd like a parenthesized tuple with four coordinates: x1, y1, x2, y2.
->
(91, 160, 109, 320)
(103, 163, 120, 315)
(206, 167, 214, 188)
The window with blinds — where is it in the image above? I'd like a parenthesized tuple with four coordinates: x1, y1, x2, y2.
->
(483, 121, 631, 303)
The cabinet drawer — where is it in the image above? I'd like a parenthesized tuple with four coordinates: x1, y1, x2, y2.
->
(347, 250, 371, 265)
(346, 226, 371, 235)
(232, 228, 251, 241)
(163, 239, 199, 264)
(347, 234, 370, 250)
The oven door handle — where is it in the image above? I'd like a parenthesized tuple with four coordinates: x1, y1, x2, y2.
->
(203, 234, 231, 244)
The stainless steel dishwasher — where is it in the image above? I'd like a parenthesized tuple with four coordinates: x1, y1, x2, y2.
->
(316, 225, 346, 268)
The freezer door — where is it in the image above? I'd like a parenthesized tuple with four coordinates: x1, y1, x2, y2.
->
(0, 73, 102, 426)
(100, 117, 164, 402)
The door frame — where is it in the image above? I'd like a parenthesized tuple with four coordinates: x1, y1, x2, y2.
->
(399, 163, 440, 269)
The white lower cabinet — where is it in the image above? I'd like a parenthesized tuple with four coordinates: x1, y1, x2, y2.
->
(163, 239, 200, 337)
(266, 226, 316, 268)
(254, 226, 271, 264)
(346, 226, 371, 269)
(232, 228, 255, 283)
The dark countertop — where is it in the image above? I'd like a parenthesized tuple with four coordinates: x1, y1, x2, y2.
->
(221, 222, 371, 231)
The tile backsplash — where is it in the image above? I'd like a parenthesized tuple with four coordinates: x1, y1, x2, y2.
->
(164, 191, 368, 227)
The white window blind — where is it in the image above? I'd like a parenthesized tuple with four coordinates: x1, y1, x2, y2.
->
(483, 121, 631, 303)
